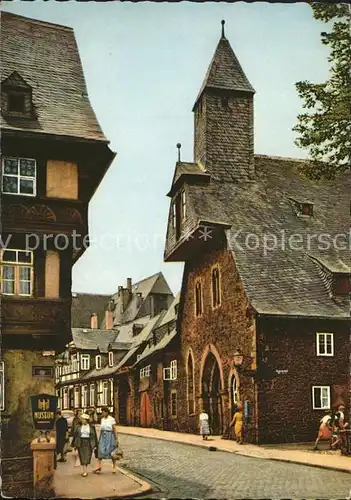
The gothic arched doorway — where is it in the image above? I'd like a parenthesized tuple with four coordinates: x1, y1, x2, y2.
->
(140, 392, 152, 427)
(201, 351, 223, 435)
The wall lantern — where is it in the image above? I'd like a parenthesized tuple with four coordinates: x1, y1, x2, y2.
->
(233, 349, 256, 377)
(233, 350, 244, 367)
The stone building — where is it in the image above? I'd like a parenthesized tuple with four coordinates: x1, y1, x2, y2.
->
(163, 23, 350, 444)
(0, 12, 114, 496)
(55, 273, 174, 416)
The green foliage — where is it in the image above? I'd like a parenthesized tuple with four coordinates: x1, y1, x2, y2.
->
(293, 3, 351, 179)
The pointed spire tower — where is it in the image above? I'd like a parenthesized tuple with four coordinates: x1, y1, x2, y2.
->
(193, 21, 255, 182)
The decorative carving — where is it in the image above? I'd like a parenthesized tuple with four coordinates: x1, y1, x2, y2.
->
(58, 207, 83, 225)
(2, 298, 70, 326)
(3, 203, 28, 218)
(27, 204, 56, 222)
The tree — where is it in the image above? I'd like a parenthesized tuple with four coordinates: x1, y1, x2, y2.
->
(293, 3, 351, 180)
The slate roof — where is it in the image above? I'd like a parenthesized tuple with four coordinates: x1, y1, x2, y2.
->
(1, 12, 108, 142)
(166, 155, 350, 319)
(71, 293, 111, 329)
(193, 34, 255, 109)
(81, 351, 127, 380)
(168, 162, 211, 197)
(109, 272, 173, 326)
(134, 294, 180, 365)
(71, 328, 124, 353)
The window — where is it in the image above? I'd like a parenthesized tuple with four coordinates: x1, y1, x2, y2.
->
(108, 351, 114, 367)
(312, 386, 330, 410)
(63, 388, 68, 409)
(74, 386, 80, 408)
(90, 384, 95, 406)
(82, 385, 88, 408)
(2, 157, 36, 196)
(71, 354, 78, 373)
(109, 380, 114, 406)
(170, 391, 177, 417)
(187, 352, 195, 415)
(170, 360, 177, 380)
(171, 202, 176, 229)
(96, 355, 101, 369)
(102, 381, 109, 405)
(316, 333, 334, 356)
(0, 249, 33, 296)
(211, 265, 221, 308)
(8, 92, 25, 113)
(301, 203, 313, 216)
(97, 381, 103, 406)
(231, 375, 239, 406)
(334, 276, 351, 295)
(195, 279, 203, 317)
(174, 190, 186, 239)
(81, 354, 90, 371)
(140, 365, 151, 379)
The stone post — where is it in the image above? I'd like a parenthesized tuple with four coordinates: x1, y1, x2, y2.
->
(30, 436, 56, 498)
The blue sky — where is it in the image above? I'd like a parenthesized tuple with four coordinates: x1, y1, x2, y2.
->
(3, 1, 329, 296)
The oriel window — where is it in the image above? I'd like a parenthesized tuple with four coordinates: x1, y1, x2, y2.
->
(0, 249, 33, 296)
(2, 157, 36, 196)
(211, 265, 221, 308)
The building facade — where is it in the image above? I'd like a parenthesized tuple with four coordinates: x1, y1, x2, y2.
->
(162, 24, 350, 444)
(0, 12, 114, 496)
(55, 274, 174, 416)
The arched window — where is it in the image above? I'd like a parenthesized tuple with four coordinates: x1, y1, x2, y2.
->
(211, 265, 221, 308)
(195, 279, 203, 317)
(187, 351, 195, 415)
(231, 375, 239, 407)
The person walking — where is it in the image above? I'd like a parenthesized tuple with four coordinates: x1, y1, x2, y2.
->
(313, 410, 332, 450)
(93, 406, 118, 474)
(71, 409, 82, 448)
(229, 402, 244, 444)
(199, 409, 210, 440)
(73, 413, 98, 477)
(55, 410, 69, 462)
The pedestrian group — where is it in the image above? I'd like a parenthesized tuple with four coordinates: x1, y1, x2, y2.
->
(55, 406, 122, 477)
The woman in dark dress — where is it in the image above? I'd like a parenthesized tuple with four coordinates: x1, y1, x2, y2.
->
(74, 413, 98, 477)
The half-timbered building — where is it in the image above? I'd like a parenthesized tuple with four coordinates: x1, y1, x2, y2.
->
(0, 12, 115, 496)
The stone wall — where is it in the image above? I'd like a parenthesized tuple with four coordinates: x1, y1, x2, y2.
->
(175, 236, 257, 441)
(257, 318, 349, 443)
(1, 349, 55, 497)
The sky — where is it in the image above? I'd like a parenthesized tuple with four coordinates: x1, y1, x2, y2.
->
(2, 1, 330, 297)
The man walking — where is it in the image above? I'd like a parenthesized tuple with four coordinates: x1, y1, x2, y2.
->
(55, 410, 69, 462)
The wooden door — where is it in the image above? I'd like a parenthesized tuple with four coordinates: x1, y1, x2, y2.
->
(140, 392, 152, 427)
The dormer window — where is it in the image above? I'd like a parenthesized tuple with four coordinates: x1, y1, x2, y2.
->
(8, 92, 26, 113)
(302, 203, 313, 216)
(288, 198, 314, 218)
(108, 351, 114, 367)
(333, 275, 350, 295)
(96, 355, 101, 370)
(1, 72, 34, 118)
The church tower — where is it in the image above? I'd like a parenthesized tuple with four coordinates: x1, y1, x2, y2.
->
(193, 21, 255, 182)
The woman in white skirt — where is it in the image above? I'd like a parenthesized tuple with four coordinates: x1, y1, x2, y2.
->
(199, 410, 210, 440)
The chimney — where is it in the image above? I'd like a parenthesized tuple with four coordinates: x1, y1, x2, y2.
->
(90, 313, 98, 329)
(105, 310, 113, 330)
(127, 278, 132, 293)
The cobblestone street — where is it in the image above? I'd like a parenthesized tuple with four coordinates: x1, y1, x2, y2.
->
(119, 435, 351, 499)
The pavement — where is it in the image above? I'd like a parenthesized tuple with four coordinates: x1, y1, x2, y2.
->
(117, 425, 351, 474)
(54, 451, 152, 499)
